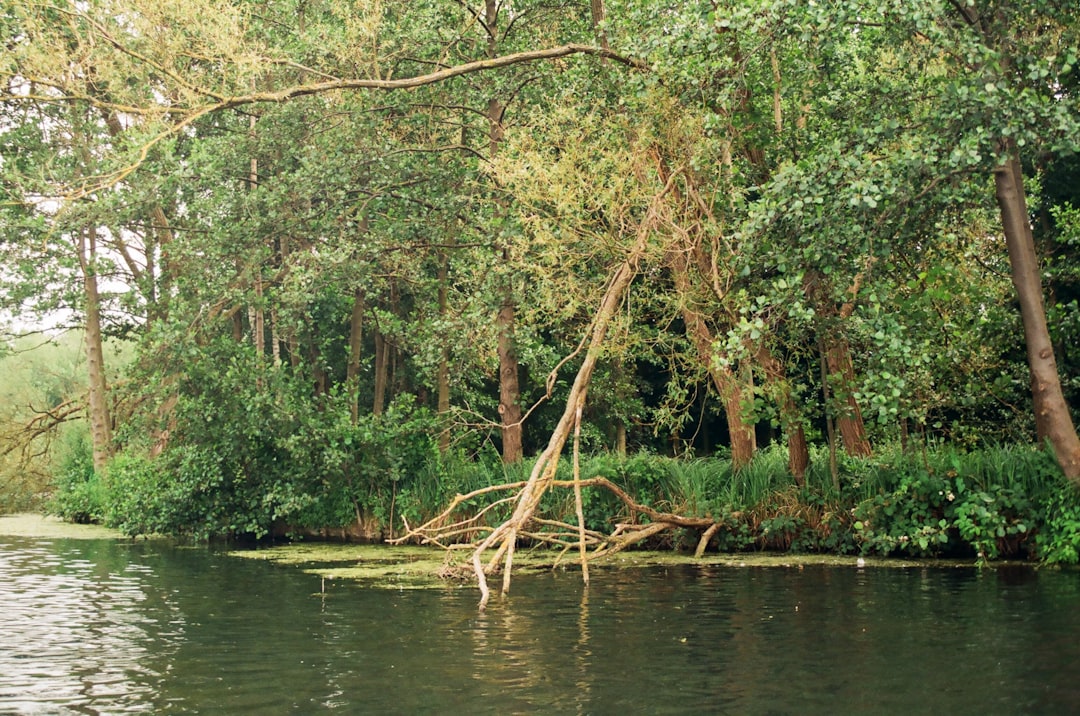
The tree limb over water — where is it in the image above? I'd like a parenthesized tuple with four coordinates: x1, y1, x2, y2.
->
(393, 165, 686, 609)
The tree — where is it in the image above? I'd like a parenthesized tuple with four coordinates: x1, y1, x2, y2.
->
(876, 0, 1080, 478)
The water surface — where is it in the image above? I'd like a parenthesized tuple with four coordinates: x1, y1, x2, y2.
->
(2, 530, 1078, 714)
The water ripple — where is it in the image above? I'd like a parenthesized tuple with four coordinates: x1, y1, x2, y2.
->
(0, 539, 171, 714)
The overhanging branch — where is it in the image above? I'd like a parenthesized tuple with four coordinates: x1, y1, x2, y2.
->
(61, 43, 647, 200)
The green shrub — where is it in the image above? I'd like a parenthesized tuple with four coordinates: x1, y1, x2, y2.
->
(1036, 485, 1080, 565)
(952, 485, 1031, 562)
(48, 431, 105, 524)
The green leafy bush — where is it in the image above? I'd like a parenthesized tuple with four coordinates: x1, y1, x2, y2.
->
(852, 469, 953, 556)
(952, 485, 1031, 562)
(1036, 485, 1080, 565)
(48, 431, 105, 524)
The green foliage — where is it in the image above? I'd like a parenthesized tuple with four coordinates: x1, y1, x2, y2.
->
(47, 430, 104, 524)
(1035, 485, 1080, 565)
(852, 469, 953, 557)
(9, 0, 1080, 550)
(953, 486, 1031, 562)
(0, 332, 101, 512)
(849, 445, 1062, 560)
(288, 394, 441, 533)
(98, 334, 445, 539)
(101, 454, 174, 537)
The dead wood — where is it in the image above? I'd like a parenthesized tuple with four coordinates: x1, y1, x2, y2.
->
(391, 161, 752, 609)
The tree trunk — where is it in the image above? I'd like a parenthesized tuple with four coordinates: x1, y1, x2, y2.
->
(720, 365, 757, 470)
(668, 249, 756, 468)
(757, 345, 809, 484)
(995, 146, 1080, 480)
(148, 204, 174, 322)
(252, 278, 265, 356)
(437, 254, 451, 453)
(496, 298, 523, 462)
(804, 270, 872, 458)
(347, 288, 364, 424)
(823, 336, 873, 458)
(232, 311, 245, 343)
(589, 0, 609, 50)
(786, 419, 809, 484)
(270, 308, 282, 365)
(373, 330, 388, 417)
(78, 226, 112, 474)
(615, 420, 627, 456)
(310, 339, 327, 398)
(491, 126, 523, 461)
(248, 114, 265, 360)
(482, 1, 524, 463)
(471, 181, 667, 608)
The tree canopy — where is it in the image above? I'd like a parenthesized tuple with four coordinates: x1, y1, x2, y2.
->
(2, 1, 1079, 585)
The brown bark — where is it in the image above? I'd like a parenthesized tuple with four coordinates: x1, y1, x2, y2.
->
(787, 418, 809, 483)
(614, 421, 627, 456)
(722, 363, 757, 470)
(310, 340, 328, 398)
(437, 358, 451, 452)
(270, 309, 282, 365)
(471, 195, 661, 608)
(148, 203, 174, 322)
(279, 234, 302, 369)
(590, 0, 609, 50)
(757, 345, 809, 483)
(436, 254, 451, 453)
(804, 271, 873, 458)
(395, 172, 684, 609)
(484, 3, 524, 463)
(248, 114, 266, 359)
(373, 330, 388, 417)
(668, 248, 756, 468)
(252, 278, 265, 356)
(770, 49, 783, 134)
(496, 298, 523, 462)
(231, 311, 245, 343)
(823, 336, 873, 458)
(995, 146, 1080, 480)
(347, 289, 364, 424)
(78, 226, 113, 474)
(402, 168, 679, 609)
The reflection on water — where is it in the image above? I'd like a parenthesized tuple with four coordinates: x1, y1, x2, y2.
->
(2, 534, 1080, 714)
(0, 541, 175, 713)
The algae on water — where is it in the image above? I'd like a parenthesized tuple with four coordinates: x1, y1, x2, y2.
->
(226, 541, 988, 591)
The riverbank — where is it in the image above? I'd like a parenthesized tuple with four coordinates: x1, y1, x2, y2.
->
(3, 511, 1025, 592)
(0, 513, 125, 539)
(47, 444, 1080, 566)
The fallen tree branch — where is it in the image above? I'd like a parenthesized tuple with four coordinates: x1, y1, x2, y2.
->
(392, 165, 707, 609)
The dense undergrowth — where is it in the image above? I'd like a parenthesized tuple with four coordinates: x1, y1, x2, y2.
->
(47, 428, 1080, 565)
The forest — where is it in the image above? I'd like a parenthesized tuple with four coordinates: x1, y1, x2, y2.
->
(2, 0, 1080, 588)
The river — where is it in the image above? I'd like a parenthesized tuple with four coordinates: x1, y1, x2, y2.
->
(2, 519, 1079, 714)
